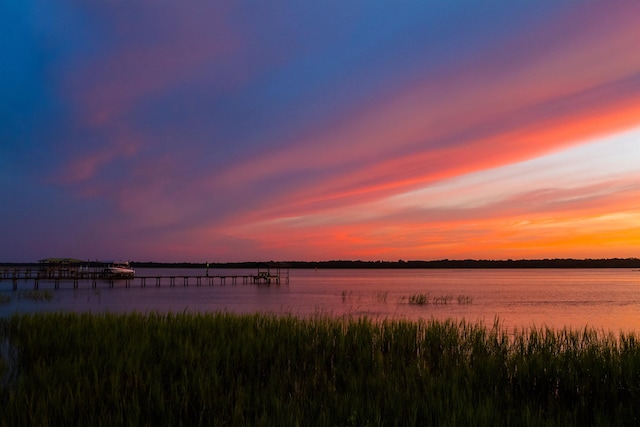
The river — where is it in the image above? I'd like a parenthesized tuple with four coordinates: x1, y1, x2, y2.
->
(2, 268, 639, 333)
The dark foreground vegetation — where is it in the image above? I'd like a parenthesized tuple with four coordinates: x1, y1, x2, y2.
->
(1, 312, 640, 426)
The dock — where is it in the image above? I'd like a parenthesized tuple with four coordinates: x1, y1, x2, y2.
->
(0, 265, 289, 291)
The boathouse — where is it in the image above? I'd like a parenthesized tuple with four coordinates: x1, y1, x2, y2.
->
(38, 258, 85, 278)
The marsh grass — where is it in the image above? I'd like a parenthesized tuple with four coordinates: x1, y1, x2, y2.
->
(374, 291, 389, 302)
(432, 295, 454, 305)
(341, 290, 362, 302)
(408, 293, 429, 305)
(457, 295, 473, 305)
(405, 293, 470, 306)
(17, 290, 53, 301)
(1, 312, 640, 425)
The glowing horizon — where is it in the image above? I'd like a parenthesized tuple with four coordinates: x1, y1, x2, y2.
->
(1, 1, 639, 262)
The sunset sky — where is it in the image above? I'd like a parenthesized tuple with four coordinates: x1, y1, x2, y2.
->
(2, 1, 639, 262)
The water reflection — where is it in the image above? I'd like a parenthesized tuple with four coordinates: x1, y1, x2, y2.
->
(1, 268, 639, 333)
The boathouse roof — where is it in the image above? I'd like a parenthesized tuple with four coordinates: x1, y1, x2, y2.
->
(38, 258, 84, 264)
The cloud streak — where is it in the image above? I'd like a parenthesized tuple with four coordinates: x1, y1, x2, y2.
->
(1, 1, 639, 261)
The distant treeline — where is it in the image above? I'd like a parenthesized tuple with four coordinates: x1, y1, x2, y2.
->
(3, 258, 639, 269)
(131, 258, 640, 269)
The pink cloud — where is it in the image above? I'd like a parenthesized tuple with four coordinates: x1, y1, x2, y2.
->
(56, 127, 143, 186)
(207, 2, 640, 226)
(63, 2, 242, 126)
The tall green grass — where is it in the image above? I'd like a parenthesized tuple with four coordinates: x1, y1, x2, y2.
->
(1, 312, 639, 425)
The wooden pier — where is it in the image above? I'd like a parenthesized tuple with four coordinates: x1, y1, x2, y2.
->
(0, 265, 289, 291)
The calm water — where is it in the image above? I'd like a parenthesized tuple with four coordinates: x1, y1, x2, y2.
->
(2, 268, 640, 333)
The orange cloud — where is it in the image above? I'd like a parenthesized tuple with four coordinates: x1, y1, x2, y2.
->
(220, 171, 640, 261)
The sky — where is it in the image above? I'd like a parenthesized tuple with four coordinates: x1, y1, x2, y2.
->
(1, 1, 639, 263)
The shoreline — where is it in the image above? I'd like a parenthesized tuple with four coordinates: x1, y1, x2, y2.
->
(2, 257, 640, 269)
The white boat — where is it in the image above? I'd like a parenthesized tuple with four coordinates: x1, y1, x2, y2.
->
(105, 262, 135, 277)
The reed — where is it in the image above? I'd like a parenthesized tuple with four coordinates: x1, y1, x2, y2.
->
(405, 294, 471, 306)
(374, 291, 389, 302)
(457, 295, 473, 304)
(432, 294, 453, 305)
(1, 312, 639, 425)
(17, 290, 53, 301)
(408, 293, 429, 305)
